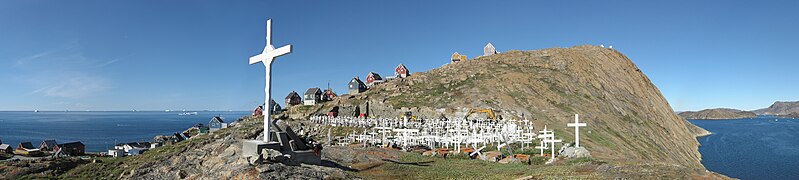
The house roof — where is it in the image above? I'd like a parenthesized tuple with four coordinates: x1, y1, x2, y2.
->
(210, 116, 224, 123)
(368, 72, 383, 80)
(349, 77, 365, 87)
(285, 91, 300, 99)
(304, 87, 321, 95)
(58, 141, 84, 148)
(0, 144, 10, 149)
(19, 142, 35, 149)
(42, 140, 57, 147)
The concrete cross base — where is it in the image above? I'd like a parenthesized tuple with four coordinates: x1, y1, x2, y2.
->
(242, 140, 282, 157)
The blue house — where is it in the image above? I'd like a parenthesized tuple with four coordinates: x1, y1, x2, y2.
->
(209, 116, 226, 132)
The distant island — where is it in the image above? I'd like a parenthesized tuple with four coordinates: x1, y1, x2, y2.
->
(754, 101, 799, 115)
(679, 108, 757, 120)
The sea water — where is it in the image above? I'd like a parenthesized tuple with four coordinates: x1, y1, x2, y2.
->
(0, 111, 249, 152)
(690, 116, 799, 180)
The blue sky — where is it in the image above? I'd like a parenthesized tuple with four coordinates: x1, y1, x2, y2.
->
(0, 0, 797, 111)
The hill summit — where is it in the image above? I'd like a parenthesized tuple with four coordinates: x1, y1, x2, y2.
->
(299, 45, 707, 169)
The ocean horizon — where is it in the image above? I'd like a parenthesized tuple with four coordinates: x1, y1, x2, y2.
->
(0, 111, 251, 152)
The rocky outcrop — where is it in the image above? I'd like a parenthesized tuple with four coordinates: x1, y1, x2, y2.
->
(678, 108, 757, 120)
(754, 101, 799, 115)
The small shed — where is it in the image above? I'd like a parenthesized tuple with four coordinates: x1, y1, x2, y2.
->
(366, 72, 384, 87)
(395, 64, 410, 78)
(284, 91, 302, 107)
(483, 43, 498, 56)
(54, 141, 85, 156)
(348, 77, 367, 94)
(40, 139, 58, 151)
(303, 87, 322, 105)
(209, 116, 227, 132)
(451, 52, 467, 63)
(108, 149, 124, 157)
(128, 148, 147, 155)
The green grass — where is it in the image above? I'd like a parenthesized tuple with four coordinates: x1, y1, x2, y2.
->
(357, 151, 601, 179)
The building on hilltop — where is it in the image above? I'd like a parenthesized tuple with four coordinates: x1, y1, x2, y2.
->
(484, 43, 498, 56)
(303, 88, 322, 105)
(395, 64, 410, 78)
(284, 91, 302, 107)
(451, 52, 467, 63)
(365, 72, 384, 87)
(252, 105, 263, 116)
(348, 77, 367, 94)
(269, 99, 282, 114)
(323, 85, 337, 101)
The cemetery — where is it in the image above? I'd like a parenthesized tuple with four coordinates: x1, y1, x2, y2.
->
(309, 113, 590, 165)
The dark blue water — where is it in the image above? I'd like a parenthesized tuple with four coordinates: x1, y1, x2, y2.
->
(0, 111, 249, 152)
(690, 116, 799, 180)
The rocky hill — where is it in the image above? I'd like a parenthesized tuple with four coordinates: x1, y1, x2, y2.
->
(678, 108, 757, 120)
(754, 101, 799, 115)
(296, 45, 708, 170)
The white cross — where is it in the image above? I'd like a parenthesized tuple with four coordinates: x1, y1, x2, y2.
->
(250, 19, 292, 142)
(567, 114, 587, 147)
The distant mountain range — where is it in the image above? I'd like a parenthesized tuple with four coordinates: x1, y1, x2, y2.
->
(678, 108, 757, 120)
(753, 101, 799, 115)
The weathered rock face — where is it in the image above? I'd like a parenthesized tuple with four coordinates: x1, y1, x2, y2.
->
(294, 45, 706, 169)
(754, 101, 799, 115)
(678, 108, 757, 120)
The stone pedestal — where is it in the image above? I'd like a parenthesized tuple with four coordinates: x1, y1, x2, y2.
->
(242, 140, 282, 157)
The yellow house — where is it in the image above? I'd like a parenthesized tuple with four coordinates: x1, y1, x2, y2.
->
(451, 52, 467, 63)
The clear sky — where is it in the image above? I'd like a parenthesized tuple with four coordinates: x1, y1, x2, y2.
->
(0, 0, 797, 111)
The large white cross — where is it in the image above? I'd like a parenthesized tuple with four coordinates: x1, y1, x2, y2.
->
(567, 114, 587, 147)
(250, 19, 292, 142)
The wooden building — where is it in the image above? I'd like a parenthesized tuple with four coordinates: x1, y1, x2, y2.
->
(54, 141, 85, 156)
(284, 91, 302, 107)
(209, 116, 227, 132)
(395, 64, 410, 78)
(269, 99, 282, 114)
(366, 72, 384, 87)
(16, 142, 43, 156)
(0, 144, 12, 153)
(451, 52, 467, 63)
(303, 88, 322, 105)
(39, 139, 57, 151)
(348, 77, 367, 94)
(484, 43, 498, 56)
(323, 88, 337, 101)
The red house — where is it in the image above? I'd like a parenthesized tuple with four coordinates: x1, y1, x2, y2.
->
(365, 72, 384, 87)
(395, 64, 410, 78)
